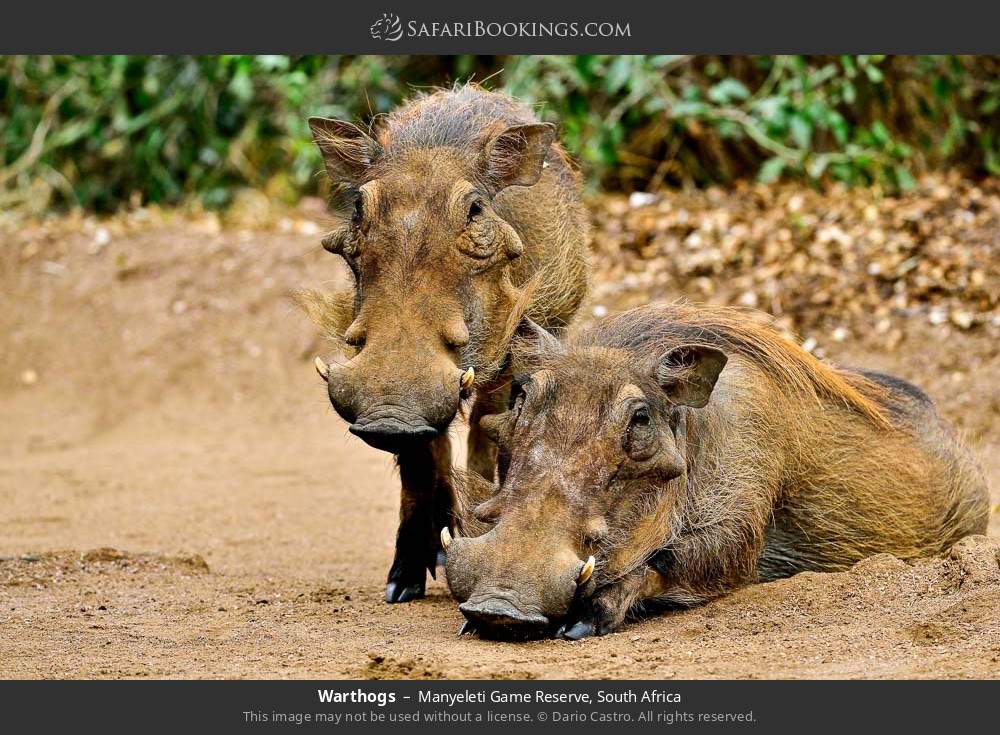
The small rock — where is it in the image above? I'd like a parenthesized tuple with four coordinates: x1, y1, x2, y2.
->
(20, 369, 38, 386)
(41, 261, 67, 277)
(950, 310, 974, 330)
(628, 192, 656, 209)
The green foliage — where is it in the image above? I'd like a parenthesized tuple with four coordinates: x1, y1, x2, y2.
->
(1, 55, 997, 211)
(0, 55, 432, 210)
(504, 55, 1000, 191)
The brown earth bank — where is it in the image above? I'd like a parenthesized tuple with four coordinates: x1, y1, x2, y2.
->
(1, 180, 997, 679)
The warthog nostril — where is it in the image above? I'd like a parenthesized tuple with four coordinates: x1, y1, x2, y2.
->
(458, 599, 549, 629)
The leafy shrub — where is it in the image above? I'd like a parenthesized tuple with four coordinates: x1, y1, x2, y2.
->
(504, 55, 1000, 191)
(1, 55, 997, 212)
(0, 55, 442, 211)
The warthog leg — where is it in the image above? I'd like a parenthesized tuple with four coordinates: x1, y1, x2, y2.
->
(387, 434, 455, 603)
(557, 567, 673, 640)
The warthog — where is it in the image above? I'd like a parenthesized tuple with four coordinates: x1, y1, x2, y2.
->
(444, 303, 989, 638)
(298, 85, 589, 602)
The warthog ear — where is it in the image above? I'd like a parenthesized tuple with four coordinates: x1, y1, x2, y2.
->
(480, 123, 557, 191)
(513, 317, 562, 364)
(308, 117, 379, 186)
(655, 345, 728, 408)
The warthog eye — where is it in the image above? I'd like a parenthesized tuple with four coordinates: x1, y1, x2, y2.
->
(467, 200, 483, 222)
(351, 196, 363, 227)
(624, 403, 656, 458)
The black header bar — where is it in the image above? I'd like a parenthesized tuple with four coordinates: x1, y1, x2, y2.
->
(2, 0, 998, 54)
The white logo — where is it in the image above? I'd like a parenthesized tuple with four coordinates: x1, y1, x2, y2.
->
(370, 13, 403, 41)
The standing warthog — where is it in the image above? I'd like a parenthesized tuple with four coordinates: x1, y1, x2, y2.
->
(297, 85, 589, 603)
(444, 303, 989, 638)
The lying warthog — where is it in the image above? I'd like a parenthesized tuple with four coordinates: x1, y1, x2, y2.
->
(298, 85, 589, 602)
(444, 303, 989, 638)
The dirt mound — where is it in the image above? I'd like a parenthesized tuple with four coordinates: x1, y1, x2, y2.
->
(0, 191, 996, 679)
(688, 536, 1000, 675)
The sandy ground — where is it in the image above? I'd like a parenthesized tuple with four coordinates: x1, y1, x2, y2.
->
(1, 207, 997, 679)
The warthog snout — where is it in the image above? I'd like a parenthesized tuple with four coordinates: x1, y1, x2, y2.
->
(445, 527, 590, 638)
(316, 356, 469, 453)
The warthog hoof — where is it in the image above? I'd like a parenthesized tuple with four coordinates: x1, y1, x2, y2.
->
(385, 579, 425, 604)
(557, 619, 596, 640)
(556, 601, 616, 640)
(385, 549, 439, 603)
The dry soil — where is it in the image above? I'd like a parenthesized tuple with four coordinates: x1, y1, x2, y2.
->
(1, 203, 997, 679)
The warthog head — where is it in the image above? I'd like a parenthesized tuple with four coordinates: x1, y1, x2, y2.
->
(444, 322, 727, 636)
(307, 116, 556, 453)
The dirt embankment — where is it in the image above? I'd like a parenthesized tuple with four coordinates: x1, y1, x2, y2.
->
(1, 183, 997, 679)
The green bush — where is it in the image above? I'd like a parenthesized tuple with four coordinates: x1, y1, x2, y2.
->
(504, 55, 1000, 191)
(0, 55, 400, 211)
(1, 55, 997, 212)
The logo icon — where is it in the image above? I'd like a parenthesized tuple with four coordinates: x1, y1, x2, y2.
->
(370, 13, 403, 41)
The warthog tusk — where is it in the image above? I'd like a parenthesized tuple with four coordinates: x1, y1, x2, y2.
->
(578, 556, 595, 586)
(440, 526, 453, 550)
(458, 620, 474, 636)
(460, 367, 475, 391)
(314, 356, 329, 381)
